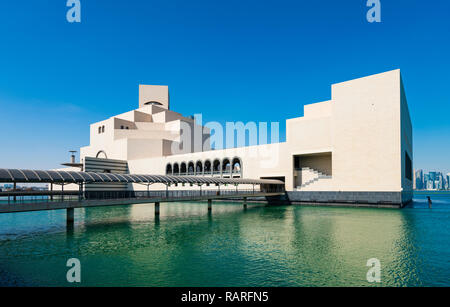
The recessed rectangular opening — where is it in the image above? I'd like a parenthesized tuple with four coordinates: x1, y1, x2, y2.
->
(293, 152, 332, 188)
(405, 152, 412, 181)
(293, 152, 332, 175)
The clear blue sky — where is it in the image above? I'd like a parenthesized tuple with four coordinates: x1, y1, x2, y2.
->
(0, 0, 449, 174)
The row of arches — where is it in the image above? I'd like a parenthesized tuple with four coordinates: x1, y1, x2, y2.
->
(166, 157, 242, 178)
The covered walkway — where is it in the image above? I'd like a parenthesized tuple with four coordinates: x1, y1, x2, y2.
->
(0, 168, 283, 187)
(0, 169, 285, 224)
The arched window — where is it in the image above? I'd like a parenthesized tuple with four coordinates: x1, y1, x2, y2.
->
(232, 157, 242, 177)
(213, 159, 221, 175)
(188, 162, 195, 175)
(144, 101, 163, 106)
(173, 163, 180, 175)
(222, 158, 231, 173)
(195, 161, 203, 175)
(98, 127, 102, 134)
(102, 126, 105, 133)
(166, 163, 173, 175)
(204, 160, 212, 175)
(180, 162, 187, 175)
(96, 150, 108, 159)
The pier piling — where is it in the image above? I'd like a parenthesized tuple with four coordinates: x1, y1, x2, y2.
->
(243, 197, 247, 209)
(67, 208, 74, 226)
(155, 202, 160, 216)
(208, 199, 212, 211)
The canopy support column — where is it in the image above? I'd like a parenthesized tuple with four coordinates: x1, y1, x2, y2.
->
(78, 183, 83, 202)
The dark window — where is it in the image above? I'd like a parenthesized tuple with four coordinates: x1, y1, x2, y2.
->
(294, 156, 300, 169)
(120, 125, 124, 129)
(405, 152, 412, 181)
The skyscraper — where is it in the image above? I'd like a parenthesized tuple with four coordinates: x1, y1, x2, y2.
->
(437, 173, 443, 190)
(424, 174, 430, 190)
(429, 172, 437, 182)
(419, 171, 450, 190)
(415, 169, 423, 190)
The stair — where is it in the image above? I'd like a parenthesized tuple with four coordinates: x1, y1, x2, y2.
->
(295, 167, 332, 191)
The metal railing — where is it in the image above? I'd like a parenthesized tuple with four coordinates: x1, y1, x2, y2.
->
(0, 189, 283, 205)
(0, 191, 80, 205)
(0, 194, 80, 205)
(85, 189, 262, 200)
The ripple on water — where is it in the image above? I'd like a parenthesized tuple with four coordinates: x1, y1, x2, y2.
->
(0, 196, 449, 286)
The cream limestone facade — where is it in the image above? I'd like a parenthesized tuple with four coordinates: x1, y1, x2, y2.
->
(77, 69, 413, 204)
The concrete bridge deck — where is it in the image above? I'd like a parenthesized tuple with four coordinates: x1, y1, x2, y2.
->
(0, 190, 284, 214)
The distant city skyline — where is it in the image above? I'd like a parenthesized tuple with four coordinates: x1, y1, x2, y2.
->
(416, 168, 450, 176)
(414, 169, 450, 191)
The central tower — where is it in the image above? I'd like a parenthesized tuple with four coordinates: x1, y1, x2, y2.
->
(139, 85, 170, 110)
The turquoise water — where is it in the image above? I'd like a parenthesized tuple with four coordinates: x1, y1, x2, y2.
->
(0, 193, 449, 287)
